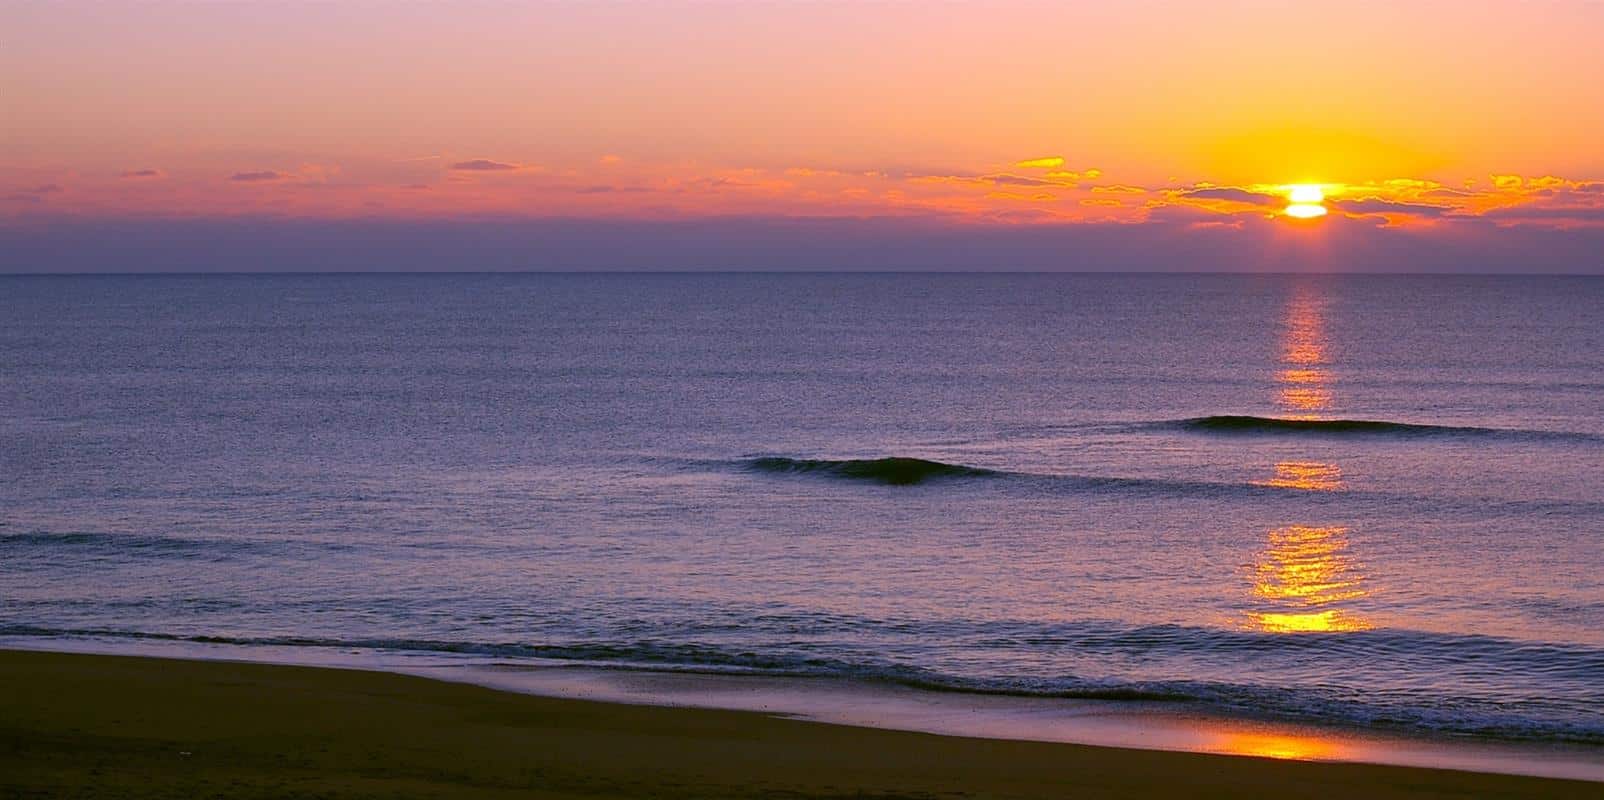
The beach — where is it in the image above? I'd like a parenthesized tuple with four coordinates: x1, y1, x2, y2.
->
(7, 275, 1602, 750)
(4, 275, 1601, 795)
(8, 1, 1604, 796)
(1, 649, 1596, 799)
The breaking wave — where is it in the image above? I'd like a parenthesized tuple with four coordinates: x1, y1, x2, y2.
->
(4, 623, 1601, 743)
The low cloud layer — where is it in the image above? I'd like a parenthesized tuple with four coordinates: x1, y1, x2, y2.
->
(5, 154, 1601, 271)
(4, 214, 1601, 274)
(449, 159, 520, 171)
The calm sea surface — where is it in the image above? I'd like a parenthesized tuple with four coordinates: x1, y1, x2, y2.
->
(3, 273, 1602, 744)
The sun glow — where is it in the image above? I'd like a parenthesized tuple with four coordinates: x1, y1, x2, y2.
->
(1288, 184, 1324, 204)
(1285, 204, 1327, 218)
(1284, 184, 1328, 219)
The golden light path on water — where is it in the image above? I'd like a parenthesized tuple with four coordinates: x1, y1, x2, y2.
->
(1251, 525, 1372, 633)
(1245, 286, 1372, 635)
(1276, 291, 1332, 417)
(1253, 461, 1343, 491)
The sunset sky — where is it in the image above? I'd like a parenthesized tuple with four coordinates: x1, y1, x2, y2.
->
(4, 1, 1603, 271)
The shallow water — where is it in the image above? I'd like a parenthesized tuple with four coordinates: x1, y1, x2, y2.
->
(3, 273, 1602, 747)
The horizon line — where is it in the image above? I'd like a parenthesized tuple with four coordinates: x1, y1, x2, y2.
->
(4, 270, 1602, 278)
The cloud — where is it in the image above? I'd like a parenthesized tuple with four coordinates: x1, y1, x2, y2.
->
(449, 159, 520, 171)
(229, 171, 286, 182)
(1186, 219, 1246, 231)
(1144, 202, 1244, 223)
(673, 176, 759, 191)
(984, 190, 1058, 202)
(573, 185, 654, 194)
(1015, 156, 1065, 169)
(1049, 168, 1101, 181)
(900, 172, 987, 186)
(1533, 180, 1604, 197)
(1331, 198, 1453, 218)
(1480, 205, 1604, 225)
(1420, 187, 1480, 198)
(120, 169, 162, 179)
(5, 184, 63, 203)
(905, 171, 1081, 189)
(7, 213, 1604, 275)
(987, 173, 1062, 187)
(1176, 187, 1280, 206)
(294, 163, 340, 184)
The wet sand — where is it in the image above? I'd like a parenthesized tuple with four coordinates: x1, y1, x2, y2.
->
(1, 648, 1596, 799)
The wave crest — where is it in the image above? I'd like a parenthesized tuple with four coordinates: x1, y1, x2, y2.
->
(745, 456, 997, 485)
(1182, 415, 1498, 437)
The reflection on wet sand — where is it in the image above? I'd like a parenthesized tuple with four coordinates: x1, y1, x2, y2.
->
(1248, 288, 1372, 633)
(1210, 731, 1348, 761)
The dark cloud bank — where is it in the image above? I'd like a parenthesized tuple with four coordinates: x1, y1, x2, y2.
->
(1, 215, 1601, 273)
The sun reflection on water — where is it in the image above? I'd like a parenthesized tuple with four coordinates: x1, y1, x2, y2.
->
(1246, 287, 1372, 634)
(1277, 292, 1333, 418)
(1253, 461, 1343, 491)
(1249, 525, 1372, 633)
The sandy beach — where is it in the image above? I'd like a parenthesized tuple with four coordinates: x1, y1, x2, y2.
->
(1, 649, 1596, 799)
(9, 2, 1604, 794)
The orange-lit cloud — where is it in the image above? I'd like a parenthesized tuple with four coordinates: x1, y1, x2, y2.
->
(7, 158, 1602, 235)
(2, 2, 1602, 270)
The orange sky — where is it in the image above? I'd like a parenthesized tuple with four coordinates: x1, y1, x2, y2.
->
(4, 1, 1604, 241)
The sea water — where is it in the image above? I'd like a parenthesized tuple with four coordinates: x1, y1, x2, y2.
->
(3, 273, 1601, 755)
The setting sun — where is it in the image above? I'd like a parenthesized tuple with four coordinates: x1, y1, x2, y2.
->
(5, 3, 1604, 795)
(1284, 184, 1328, 219)
(1288, 185, 1324, 204)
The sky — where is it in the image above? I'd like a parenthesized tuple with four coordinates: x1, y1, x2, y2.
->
(3, 0, 1603, 272)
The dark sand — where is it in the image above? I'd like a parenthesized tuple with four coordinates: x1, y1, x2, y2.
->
(1, 649, 1596, 799)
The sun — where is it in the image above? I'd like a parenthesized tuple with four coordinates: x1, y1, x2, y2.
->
(1288, 184, 1324, 204)
(1284, 184, 1327, 219)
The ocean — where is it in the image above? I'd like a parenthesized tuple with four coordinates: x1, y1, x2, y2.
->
(3, 274, 1602, 758)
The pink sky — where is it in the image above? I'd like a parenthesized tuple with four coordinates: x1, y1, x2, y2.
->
(4, 1, 1603, 270)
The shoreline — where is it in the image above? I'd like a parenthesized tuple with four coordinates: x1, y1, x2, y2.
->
(6, 634, 1602, 782)
(3, 644, 1604, 795)
(413, 660, 1604, 783)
